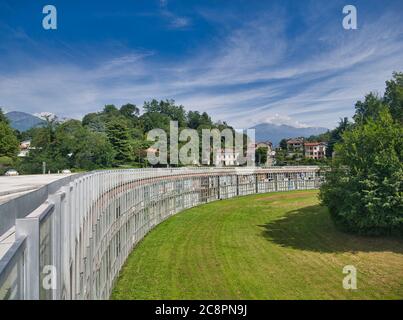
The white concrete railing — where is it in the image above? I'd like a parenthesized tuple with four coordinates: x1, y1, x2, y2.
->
(0, 166, 323, 300)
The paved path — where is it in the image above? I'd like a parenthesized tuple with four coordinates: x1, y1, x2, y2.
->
(0, 174, 73, 204)
(0, 174, 74, 257)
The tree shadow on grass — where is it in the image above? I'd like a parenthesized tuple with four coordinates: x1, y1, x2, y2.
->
(259, 205, 403, 254)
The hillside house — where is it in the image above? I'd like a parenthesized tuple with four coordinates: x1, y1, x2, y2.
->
(304, 142, 327, 159)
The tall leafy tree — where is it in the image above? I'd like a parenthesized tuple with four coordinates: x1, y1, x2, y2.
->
(18, 119, 116, 173)
(0, 107, 19, 160)
(353, 93, 387, 124)
(326, 117, 351, 157)
(120, 103, 139, 119)
(255, 147, 268, 166)
(0, 122, 19, 158)
(0, 107, 9, 124)
(187, 111, 213, 129)
(143, 99, 187, 127)
(320, 72, 403, 236)
(279, 139, 287, 150)
(141, 112, 171, 133)
(106, 120, 132, 163)
(383, 72, 403, 123)
(82, 112, 106, 132)
(103, 104, 120, 116)
(74, 131, 115, 169)
(320, 110, 402, 235)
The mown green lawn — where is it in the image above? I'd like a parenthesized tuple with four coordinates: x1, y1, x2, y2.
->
(111, 190, 403, 300)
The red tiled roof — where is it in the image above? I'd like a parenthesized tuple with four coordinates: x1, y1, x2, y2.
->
(287, 139, 303, 144)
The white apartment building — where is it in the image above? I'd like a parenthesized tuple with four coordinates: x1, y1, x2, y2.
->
(304, 142, 327, 159)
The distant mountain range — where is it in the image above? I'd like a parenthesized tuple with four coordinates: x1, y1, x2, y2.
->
(251, 123, 329, 146)
(6, 111, 46, 132)
(5, 111, 73, 132)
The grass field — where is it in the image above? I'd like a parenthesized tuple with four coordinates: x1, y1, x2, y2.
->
(111, 190, 403, 300)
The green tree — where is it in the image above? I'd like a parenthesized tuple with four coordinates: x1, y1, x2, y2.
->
(18, 119, 116, 173)
(383, 72, 403, 123)
(0, 107, 9, 124)
(274, 149, 287, 166)
(279, 139, 287, 150)
(74, 131, 115, 169)
(187, 111, 213, 129)
(80, 99, 240, 167)
(106, 120, 132, 163)
(20, 119, 66, 173)
(143, 99, 187, 127)
(0, 121, 19, 158)
(103, 104, 120, 116)
(82, 112, 106, 132)
(255, 147, 268, 166)
(353, 93, 388, 125)
(120, 103, 139, 119)
(326, 117, 351, 157)
(32, 115, 58, 148)
(141, 112, 171, 133)
(320, 110, 402, 235)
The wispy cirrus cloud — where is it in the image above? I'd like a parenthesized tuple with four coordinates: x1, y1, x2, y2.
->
(159, 0, 191, 29)
(0, 1, 402, 129)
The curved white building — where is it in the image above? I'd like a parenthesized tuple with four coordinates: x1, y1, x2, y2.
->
(0, 167, 323, 300)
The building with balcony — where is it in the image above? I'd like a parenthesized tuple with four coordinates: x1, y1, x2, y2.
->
(304, 142, 327, 159)
(286, 138, 304, 153)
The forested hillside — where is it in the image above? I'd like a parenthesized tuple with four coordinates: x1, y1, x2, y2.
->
(0, 99, 236, 174)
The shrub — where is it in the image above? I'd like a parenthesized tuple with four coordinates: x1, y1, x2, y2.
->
(0, 156, 14, 167)
(319, 110, 403, 236)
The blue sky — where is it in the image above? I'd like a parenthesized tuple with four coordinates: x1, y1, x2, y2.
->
(0, 0, 402, 129)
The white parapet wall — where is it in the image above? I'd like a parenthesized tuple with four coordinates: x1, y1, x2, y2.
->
(0, 167, 323, 300)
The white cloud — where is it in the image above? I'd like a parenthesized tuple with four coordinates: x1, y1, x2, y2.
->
(169, 17, 190, 28)
(0, 6, 402, 129)
(264, 114, 310, 128)
(159, 0, 191, 29)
